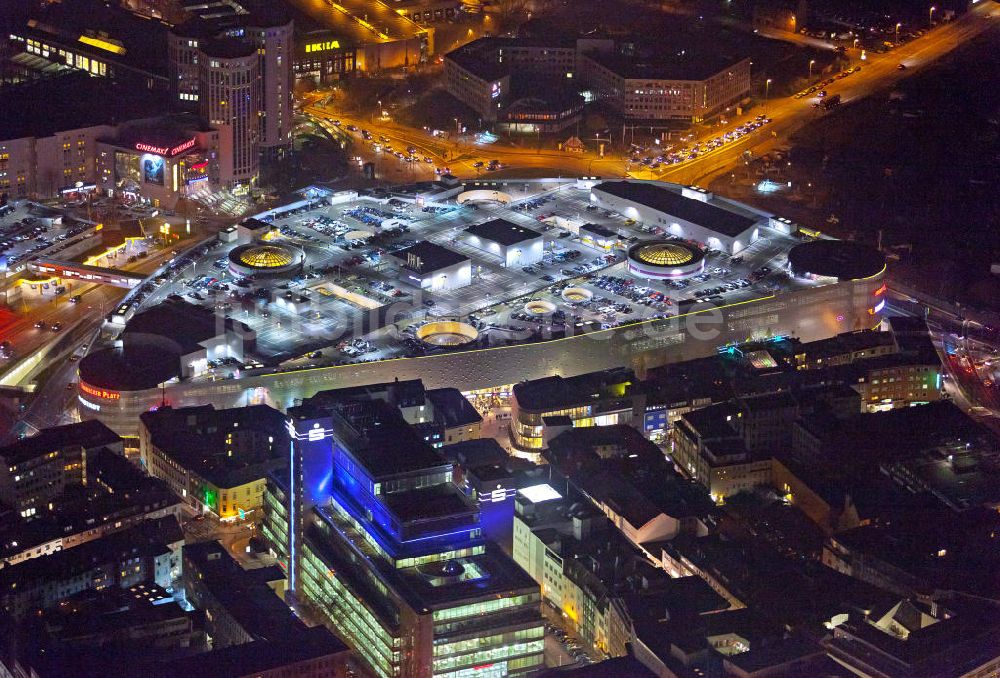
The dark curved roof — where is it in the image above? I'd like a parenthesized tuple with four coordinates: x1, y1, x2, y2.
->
(79, 346, 178, 391)
(787, 240, 885, 281)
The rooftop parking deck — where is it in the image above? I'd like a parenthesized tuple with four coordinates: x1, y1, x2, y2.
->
(121, 180, 827, 380)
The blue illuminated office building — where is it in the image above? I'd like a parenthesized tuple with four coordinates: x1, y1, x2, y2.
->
(262, 394, 544, 678)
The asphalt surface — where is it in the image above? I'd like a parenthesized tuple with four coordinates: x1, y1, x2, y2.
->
(304, 2, 998, 186)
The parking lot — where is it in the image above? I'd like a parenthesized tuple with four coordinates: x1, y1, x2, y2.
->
(0, 203, 93, 271)
(120, 181, 816, 378)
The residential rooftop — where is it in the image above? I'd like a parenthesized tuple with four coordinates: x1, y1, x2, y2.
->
(0, 419, 120, 466)
(0, 515, 182, 591)
(182, 540, 304, 642)
(161, 626, 350, 678)
(426, 387, 483, 429)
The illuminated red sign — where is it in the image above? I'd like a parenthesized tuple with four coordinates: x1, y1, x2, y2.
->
(135, 137, 197, 157)
(80, 382, 121, 400)
(170, 138, 196, 155)
(874, 283, 887, 296)
(135, 143, 168, 155)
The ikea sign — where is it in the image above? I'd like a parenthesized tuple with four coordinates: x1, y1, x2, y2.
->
(305, 41, 341, 53)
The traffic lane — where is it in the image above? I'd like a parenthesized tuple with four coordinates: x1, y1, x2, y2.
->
(1, 284, 120, 364)
(304, 13, 994, 185)
(1, 244, 185, 366)
(14, 347, 84, 436)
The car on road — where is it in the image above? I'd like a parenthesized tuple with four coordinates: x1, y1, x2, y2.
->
(34, 321, 46, 329)
(897, 63, 907, 70)
(50, 322, 62, 332)
(472, 161, 485, 169)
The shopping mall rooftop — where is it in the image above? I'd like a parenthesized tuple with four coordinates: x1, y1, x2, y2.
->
(76, 179, 883, 422)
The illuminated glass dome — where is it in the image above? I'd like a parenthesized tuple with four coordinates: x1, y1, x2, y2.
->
(228, 242, 303, 278)
(239, 245, 294, 269)
(626, 239, 704, 279)
(636, 243, 694, 266)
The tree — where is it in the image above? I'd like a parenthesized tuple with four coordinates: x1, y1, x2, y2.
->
(491, 0, 531, 32)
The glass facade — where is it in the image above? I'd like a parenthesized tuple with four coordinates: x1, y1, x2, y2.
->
(268, 412, 545, 677)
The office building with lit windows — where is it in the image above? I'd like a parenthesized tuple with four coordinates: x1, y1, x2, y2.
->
(262, 392, 544, 678)
(168, 0, 295, 187)
(443, 37, 589, 131)
(0, 72, 171, 200)
(4, 0, 172, 93)
(580, 50, 751, 122)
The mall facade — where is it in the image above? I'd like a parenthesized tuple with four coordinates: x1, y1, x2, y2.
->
(77, 178, 887, 438)
(79, 267, 885, 437)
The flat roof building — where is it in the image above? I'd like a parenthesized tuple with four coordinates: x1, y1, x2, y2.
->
(580, 47, 751, 122)
(139, 404, 288, 520)
(510, 367, 644, 452)
(74, 179, 886, 438)
(463, 218, 544, 266)
(283, 0, 430, 74)
(262, 393, 544, 677)
(444, 37, 585, 131)
(591, 181, 767, 254)
(6, 0, 171, 91)
(79, 297, 256, 405)
(391, 240, 472, 290)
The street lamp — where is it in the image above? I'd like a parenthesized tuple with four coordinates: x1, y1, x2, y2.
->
(895, 22, 902, 44)
(765, 78, 772, 112)
(929, 5, 936, 26)
(808, 59, 815, 79)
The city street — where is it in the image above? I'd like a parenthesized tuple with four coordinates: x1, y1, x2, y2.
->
(303, 1, 998, 187)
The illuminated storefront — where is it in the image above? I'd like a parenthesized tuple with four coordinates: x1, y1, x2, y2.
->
(96, 125, 220, 208)
(293, 34, 357, 84)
